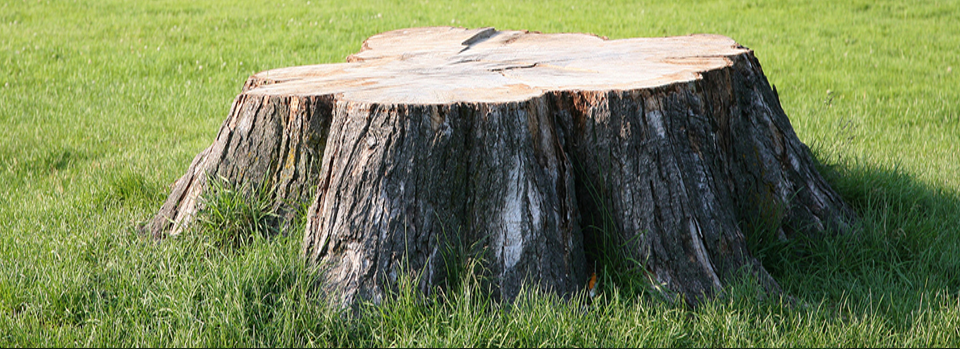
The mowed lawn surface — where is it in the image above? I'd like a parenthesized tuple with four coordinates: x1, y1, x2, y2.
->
(1, 0, 959, 346)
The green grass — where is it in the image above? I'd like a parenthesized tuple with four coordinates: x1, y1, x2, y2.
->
(196, 176, 282, 249)
(2, 0, 959, 346)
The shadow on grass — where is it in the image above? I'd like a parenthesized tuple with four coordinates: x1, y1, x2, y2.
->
(751, 150, 960, 327)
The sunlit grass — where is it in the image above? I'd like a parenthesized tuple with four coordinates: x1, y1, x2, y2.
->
(1, 0, 959, 346)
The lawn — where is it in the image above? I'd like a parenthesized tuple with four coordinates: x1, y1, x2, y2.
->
(1, 0, 959, 346)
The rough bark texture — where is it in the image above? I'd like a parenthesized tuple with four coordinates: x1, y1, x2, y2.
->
(550, 54, 856, 304)
(142, 94, 332, 238)
(301, 99, 584, 306)
(146, 27, 856, 307)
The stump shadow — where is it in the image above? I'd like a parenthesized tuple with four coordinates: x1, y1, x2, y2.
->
(757, 153, 960, 319)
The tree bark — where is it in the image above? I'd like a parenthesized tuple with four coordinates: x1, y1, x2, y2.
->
(142, 93, 332, 238)
(300, 99, 583, 306)
(146, 27, 856, 307)
(551, 55, 856, 304)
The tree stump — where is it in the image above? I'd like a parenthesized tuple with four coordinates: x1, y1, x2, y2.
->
(145, 27, 857, 307)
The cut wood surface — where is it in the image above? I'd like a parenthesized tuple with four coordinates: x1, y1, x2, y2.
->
(245, 27, 746, 103)
(145, 27, 857, 307)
